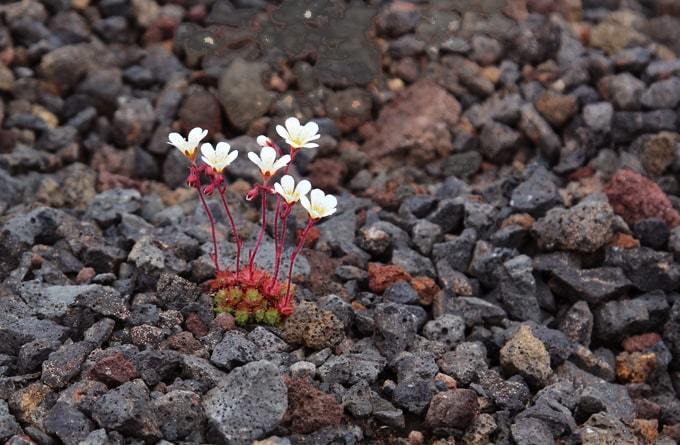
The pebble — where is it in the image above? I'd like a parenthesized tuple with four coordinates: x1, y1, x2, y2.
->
(500, 325, 552, 388)
(425, 388, 479, 429)
(203, 360, 287, 444)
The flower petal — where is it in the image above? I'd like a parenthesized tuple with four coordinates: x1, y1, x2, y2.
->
(285, 117, 301, 134)
(260, 146, 277, 165)
(300, 195, 311, 214)
(273, 154, 291, 171)
(274, 183, 285, 197)
(302, 142, 319, 148)
(296, 179, 311, 196)
(280, 174, 295, 192)
(226, 150, 238, 165)
(215, 141, 231, 155)
(302, 121, 319, 138)
(257, 135, 270, 147)
(247, 151, 261, 167)
(310, 188, 325, 206)
(324, 194, 338, 210)
(188, 127, 207, 144)
(168, 132, 185, 147)
(200, 142, 215, 158)
(275, 125, 289, 140)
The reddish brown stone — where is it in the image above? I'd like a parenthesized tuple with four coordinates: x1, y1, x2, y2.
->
(568, 165, 595, 181)
(410, 276, 440, 305)
(301, 226, 320, 248)
(178, 88, 222, 136)
(634, 398, 661, 420)
(662, 423, 680, 441)
(167, 331, 203, 354)
(368, 263, 412, 294)
(363, 80, 461, 166)
(307, 158, 347, 193)
(622, 333, 662, 352)
(425, 389, 479, 429)
(75, 267, 96, 284)
(283, 377, 343, 434)
(87, 353, 138, 387)
(616, 351, 656, 383)
(501, 213, 535, 229)
(604, 169, 680, 228)
(185, 312, 209, 338)
(302, 249, 343, 297)
(610, 233, 639, 249)
(535, 91, 578, 127)
(633, 419, 658, 443)
(211, 313, 236, 332)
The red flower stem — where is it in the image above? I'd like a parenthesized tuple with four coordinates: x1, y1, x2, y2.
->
(270, 208, 290, 290)
(194, 168, 220, 273)
(217, 184, 242, 277)
(281, 218, 315, 309)
(248, 184, 268, 275)
(271, 148, 297, 287)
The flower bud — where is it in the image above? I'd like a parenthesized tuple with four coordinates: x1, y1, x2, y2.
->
(186, 172, 199, 188)
(246, 187, 259, 201)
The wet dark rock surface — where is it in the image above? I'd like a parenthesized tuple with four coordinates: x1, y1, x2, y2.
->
(0, 0, 680, 444)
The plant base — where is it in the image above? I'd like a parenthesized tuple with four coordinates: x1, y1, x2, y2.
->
(209, 269, 293, 326)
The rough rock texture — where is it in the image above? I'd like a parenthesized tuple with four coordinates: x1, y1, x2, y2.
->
(425, 389, 479, 429)
(533, 200, 615, 253)
(363, 80, 461, 166)
(605, 169, 680, 228)
(500, 325, 553, 388)
(282, 301, 345, 350)
(282, 377, 343, 434)
(203, 361, 287, 445)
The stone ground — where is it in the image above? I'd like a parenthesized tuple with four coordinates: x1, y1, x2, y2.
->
(1, 0, 680, 444)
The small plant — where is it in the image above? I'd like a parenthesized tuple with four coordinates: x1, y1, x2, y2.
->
(168, 118, 337, 325)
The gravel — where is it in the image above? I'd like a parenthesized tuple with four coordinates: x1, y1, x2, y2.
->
(0, 1, 679, 443)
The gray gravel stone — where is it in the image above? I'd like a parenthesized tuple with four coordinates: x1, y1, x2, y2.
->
(203, 360, 287, 445)
(210, 331, 260, 370)
(511, 417, 555, 445)
(42, 341, 95, 389)
(422, 314, 465, 349)
(373, 303, 417, 360)
(44, 401, 94, 445)
(153, 390, 206, 442)
(91, 379, 161, 440)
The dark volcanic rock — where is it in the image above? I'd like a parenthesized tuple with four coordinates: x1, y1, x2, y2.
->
(533, 199, 615, 253)
(425, 389, 479, 429)
(203, 360, 287, 445)
(91, 379, 161, 440)
(44, 402, 94, 445)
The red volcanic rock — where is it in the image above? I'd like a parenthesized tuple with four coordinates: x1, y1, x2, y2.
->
(368, 263, 412, 294)
(185, 312, 209, 338)
(87, 353, 138, 387)
(283, 377, 343, 434)
(363, 80, 461, 166)
(604, 169, 680, 228)
(622, 333, 663, 352)
(307, 158, 347, 193)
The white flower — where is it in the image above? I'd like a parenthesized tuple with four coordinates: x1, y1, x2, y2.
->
(275, 117, 320, 149)
(256, 135, 272, 147)
(247, 146, 290, 178)
(300, 188, 337, 220)
(200, 142, 238, 173)
(168, 127, 208, 161)
(274, 175, 311, 205)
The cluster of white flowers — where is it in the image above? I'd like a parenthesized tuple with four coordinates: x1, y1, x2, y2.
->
(167, 117, 337, 220)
